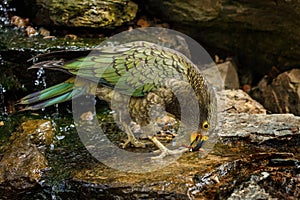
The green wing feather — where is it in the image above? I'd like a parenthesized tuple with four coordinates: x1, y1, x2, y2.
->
(59, 41, 189, 96)
(20, 41, 194, 110)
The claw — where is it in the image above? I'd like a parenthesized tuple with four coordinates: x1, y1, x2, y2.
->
(121, 121, 147, 148)
(148, 136, 189, 159)
(122, 137, 146, 148)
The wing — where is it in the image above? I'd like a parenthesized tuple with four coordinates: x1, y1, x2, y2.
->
(30, 41, 193, 97)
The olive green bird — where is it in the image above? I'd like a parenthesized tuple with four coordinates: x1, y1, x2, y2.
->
(19, 41, 216, 159)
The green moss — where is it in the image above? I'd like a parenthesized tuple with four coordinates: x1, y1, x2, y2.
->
(33, 0, 138, 28)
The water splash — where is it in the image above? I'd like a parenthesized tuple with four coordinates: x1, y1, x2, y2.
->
(32, 57, 62, 117)
(53, 103, 59, 119)
(34, 67, 47, 88)
(0, 84, 8, 118)
(0, 53, 8, 119)
(34, 67, 47, 112)
(31, 55, 48, 112)
(0, 0, 16, 27)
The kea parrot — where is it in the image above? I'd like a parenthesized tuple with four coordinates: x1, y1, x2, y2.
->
(19, 41, 217, 159)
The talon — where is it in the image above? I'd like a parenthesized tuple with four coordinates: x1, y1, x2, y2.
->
(149, 136, 189, 159)
(122, 138, 146, 148)
(122, 140, 130, 149)
(121, 121, 147, 148)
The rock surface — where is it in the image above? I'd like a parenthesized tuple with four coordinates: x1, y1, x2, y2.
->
(21, 0, 138, 28)
(255, 68, 300, 115)
(1, 90, 300, 199)
(142, 0, 300, 77)
(0, 120, 53, 189)
(216, 60, 240, 90)
(217, 89, 266, 114)
(66, 90, 300, 199)
(203, 59, 240, 90)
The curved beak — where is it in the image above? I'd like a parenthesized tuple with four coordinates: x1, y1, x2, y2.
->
(190, 132, 208, 151)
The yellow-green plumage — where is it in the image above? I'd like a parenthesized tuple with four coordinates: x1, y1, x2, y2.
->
(19, 41, 216, 155)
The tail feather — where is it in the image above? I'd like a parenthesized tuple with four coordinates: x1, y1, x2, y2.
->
(27, 50, 92, 74)
(28, 60, 72, 74)
(21, 89, 84, 111)
(19, 77, 83, 111)
(19, 80, 74, 104)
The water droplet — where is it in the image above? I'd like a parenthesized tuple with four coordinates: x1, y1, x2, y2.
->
(0, 0, 15, 27)
(0, 84, 8, 117)
(56, 135, 65, 140)
(34, 67, 47, 89)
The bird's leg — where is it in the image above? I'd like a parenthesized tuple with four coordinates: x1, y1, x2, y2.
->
(98, 88, 147, 149)
(115, 111, 146, 148)
(121, 121, 146, 148)
(145, 112, 188, 159)
(140, 92, 189, 159)
(148, 136, 189, 159)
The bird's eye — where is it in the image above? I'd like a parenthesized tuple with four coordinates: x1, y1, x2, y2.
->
(202, 121, 210, 130)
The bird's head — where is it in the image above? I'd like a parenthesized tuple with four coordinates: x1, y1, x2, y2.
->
(189, 122, 210, 151)
(188, 84, 217, 152)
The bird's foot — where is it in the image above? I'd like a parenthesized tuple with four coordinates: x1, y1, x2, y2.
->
(122, 136, 147, 148)
(149, 136, 189, 159)
(121, 121, 147, 148)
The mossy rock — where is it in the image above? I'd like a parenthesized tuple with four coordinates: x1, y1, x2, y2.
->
(25, 0, 138, 28)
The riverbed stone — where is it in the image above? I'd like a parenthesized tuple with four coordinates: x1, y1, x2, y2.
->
(66, 111, 300, 199)
(0, 119, 53, 189)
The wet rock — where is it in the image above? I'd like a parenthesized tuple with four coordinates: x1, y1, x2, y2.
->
(217, 86, 298, 151)
(255, 68, 300, 115)
(11, 119, 54, 146)
(38, 27, 50, 37)
(10, 15, 29, 28)
(188, 153, 300, 199)
(23, 0, 138, 28)
(67, 108, 300, 199)
(0, 92, 299, 198)
(0, 119, 53, 189)
(25, 26, 38, 37)
(136, 18, 151, 28)
(64, 34, 78, 40)
(228, 173, 275, 199)
(142, 0, 300, 77)
(52, 91, 298, 199)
